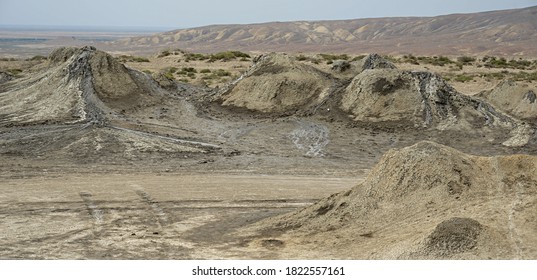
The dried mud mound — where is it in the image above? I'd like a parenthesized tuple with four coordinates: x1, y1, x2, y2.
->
(249, 141, 537, 259)
(342, 69, 516, 129)
(360, 53, 397, 71)
(330, 54, 396, 77)
(0, 125, 212, 163)
(340, 68, 537, 147)
(218, 53, 335, 114)
(425, 217, 483, 257)
(0, 46, 166, 126)
(478, 80, 537, 121)
(0, 47, 219, 160)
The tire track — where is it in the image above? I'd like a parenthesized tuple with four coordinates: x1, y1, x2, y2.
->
(507, 181, 525, 259)
(134, 188, 169, 227)
(79, 191, 104, 233)
(493, 158, 523, 259)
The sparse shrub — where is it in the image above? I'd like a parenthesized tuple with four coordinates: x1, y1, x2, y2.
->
(132, 56, 150, 62)
(161, 67, 178, 80)
(7, 69, 22, 75)
(433, 56, 454, 66)
(27, 55, 47, 61)
(209, 51, 251, 61)
(482, 72, 505, 81)
(158, 50, 171, 58)
(457, 56, 475, 65)
(512, 71, 537, 82)
(296, 55, 321, 64)
(416, 55, 454, 66)
(182, 67, 197, 73)
(352, 55, 366, 61)
(508, 59, 532, 70)
(383, 55, 399, 63)
(118, 55, 150, 62)
(214, 69, 231, 76)
(484, 57, 508, 68)
(163, 71, 174, 80)
(401, 54, 420, 65)
(200, 69, 211, 74)
(184, 53, 209, 61)
(296, 55, 308, 61)
(453, 74, 474, 83)
(319, 53, 349, 61)
(181, 50, 251, 62)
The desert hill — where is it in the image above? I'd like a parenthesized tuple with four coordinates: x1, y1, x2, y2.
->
(246, 141, 537, 259)
(107, 6, 537, 56)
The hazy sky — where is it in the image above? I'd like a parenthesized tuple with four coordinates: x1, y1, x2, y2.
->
(1, 0, 536, 30)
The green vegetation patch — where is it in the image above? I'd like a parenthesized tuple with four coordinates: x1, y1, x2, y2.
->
(182, 51, 251, 62)
(27, 55, 47, 61)
(118, 55, 150, 63)
(482, 56, 535, 70)
(453, 74, 474, 83)
(6, 69, 23, 75)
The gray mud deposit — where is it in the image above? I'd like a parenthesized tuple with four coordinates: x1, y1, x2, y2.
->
(1, 47, 536, 259)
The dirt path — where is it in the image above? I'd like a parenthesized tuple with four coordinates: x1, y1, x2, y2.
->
(0, 173, 357, 259)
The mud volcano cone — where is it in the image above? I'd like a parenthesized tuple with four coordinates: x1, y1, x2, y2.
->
(250, 141, 537, 259)
(0, 46, 167, 127)
(218, 53, 335, 115)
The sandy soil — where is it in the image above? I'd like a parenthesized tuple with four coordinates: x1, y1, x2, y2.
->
(0, 173, 356, 259)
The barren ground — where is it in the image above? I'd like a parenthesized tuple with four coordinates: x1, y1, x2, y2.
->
(0, 173, 356, 259)
(1, 47, 536, 259)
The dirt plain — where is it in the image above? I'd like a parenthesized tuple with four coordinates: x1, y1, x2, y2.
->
(1, 46, 536, 259)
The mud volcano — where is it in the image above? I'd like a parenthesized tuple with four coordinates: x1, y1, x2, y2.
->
(248, 141, 537, 259)
(218, 53, 336, 114)
(0, 46, 219, 163)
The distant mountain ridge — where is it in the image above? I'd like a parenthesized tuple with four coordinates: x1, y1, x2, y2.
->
(107, 6, 537, 56)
